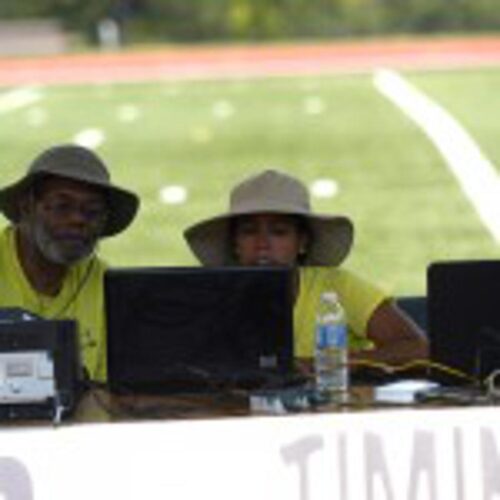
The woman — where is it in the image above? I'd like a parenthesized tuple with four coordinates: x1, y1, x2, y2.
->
(184, 169, 428, 367)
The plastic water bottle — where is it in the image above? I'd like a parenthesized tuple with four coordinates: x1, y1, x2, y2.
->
(314, 292, 348, 401)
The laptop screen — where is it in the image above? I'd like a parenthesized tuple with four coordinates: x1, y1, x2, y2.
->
(105, 266, 295, 393)
(427, 260, 500, 383)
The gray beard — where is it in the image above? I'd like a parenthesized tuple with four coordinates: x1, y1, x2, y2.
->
(32, 219, 97, 266)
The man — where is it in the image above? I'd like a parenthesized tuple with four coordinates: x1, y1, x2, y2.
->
(0, 144, 139, 381)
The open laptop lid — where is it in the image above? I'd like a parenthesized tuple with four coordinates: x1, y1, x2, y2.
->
(427, 260, 500, 384)
(105, 266, 295, 394)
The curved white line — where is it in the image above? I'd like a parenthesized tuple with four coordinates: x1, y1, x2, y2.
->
(374, 68, 500, 243)
(0, 86, 42, 114)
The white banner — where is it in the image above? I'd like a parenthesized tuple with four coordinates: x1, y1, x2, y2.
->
(0, 406, 499, 500)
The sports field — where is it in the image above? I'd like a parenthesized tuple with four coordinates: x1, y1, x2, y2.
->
(1, 38, 499, 295)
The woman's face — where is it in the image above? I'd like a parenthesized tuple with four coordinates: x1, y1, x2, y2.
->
(233, 213, 308, 266)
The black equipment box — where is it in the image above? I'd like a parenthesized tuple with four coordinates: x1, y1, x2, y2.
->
(0, 317, 83, 421)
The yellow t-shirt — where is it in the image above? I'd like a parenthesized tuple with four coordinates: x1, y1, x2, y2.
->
(0, 226, 107, 381)
(294, 266, 387, 357)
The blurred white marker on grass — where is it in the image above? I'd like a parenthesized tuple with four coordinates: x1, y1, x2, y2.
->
(26, 107, 48, 127)
(191, 126, 213, 144)
(212, 100, 235, 120)
(159, 185, 187, 205)
(304, 96, 325, 115)
(118, 104, 140, 123)
(310, 178, 339, 199)
(73, 128, 105, 149)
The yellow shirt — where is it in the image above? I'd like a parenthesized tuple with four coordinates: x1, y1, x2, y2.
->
(0, 226, 107, 381)
(294, 266, 387, 356)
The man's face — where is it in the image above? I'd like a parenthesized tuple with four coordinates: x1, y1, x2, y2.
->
(24, 177, 107, 266)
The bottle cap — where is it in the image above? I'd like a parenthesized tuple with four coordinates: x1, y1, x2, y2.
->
(320, 291, 338, 303)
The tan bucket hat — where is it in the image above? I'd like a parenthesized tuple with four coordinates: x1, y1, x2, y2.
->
(184, 169, 354, 266)
(0, 144, 139, 237)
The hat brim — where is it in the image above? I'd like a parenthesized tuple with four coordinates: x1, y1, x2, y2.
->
(184, 210, 354, 267)
(0, 172, 139, 237)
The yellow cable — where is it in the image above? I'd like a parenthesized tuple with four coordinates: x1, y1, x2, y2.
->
(350, 358, 478, 384)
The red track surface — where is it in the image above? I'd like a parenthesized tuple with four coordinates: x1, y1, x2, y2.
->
(1, 36, 500, 86)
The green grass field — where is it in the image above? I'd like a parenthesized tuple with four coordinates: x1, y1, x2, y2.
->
(1, 66, 499, 295)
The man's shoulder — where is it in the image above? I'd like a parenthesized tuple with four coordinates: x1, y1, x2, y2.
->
(0, 225, 13, 244)
(70, 254, 108, 281)
(0, 225, 17, 266)
(90, 254, 108, 269)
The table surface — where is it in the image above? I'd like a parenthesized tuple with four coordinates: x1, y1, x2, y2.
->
(70, 381, 490, 425)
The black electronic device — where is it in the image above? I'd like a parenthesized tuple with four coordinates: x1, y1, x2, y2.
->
(427, 260, 500, 384)
(105, 266, 296, 394)
(0, 316, 84, 421)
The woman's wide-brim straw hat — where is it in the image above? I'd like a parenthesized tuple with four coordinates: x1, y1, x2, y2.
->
(0, 144, 139, 237)
(184, 169, 354, 266)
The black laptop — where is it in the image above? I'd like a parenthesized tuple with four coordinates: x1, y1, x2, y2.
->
(427, 260, 500, 384)
(105, 266, 296, 394)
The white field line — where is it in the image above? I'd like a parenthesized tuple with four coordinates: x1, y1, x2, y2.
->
(374, 68, 500, 243)
(0, 86, 43, 114)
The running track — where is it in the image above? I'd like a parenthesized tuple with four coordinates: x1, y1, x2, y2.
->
(0, 36, 500, 86)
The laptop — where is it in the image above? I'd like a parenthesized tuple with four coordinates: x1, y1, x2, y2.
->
(427, 260, 500, 384)
(105, 266, 296, 394)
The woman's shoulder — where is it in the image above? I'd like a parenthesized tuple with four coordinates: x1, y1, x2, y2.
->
(299, 265, 355, 281)
(299, 265, 384, 294)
